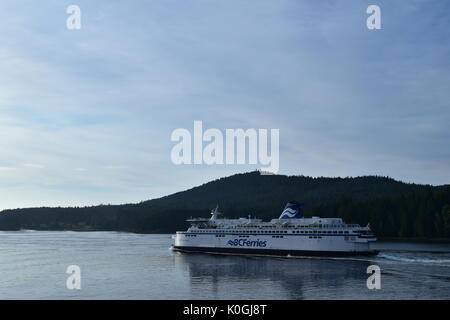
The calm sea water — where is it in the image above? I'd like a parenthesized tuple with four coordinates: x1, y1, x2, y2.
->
(0, 231, 449, 299)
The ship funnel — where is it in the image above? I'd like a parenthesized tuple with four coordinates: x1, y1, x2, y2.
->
(279, 202, 304, 219)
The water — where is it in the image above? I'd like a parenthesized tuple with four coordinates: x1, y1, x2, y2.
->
(0, 231, 449, 299)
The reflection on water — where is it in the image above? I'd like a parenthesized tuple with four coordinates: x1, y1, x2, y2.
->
(175, 253, 372, 299)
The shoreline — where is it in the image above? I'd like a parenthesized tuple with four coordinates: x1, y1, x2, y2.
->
(2, 228, 449, 243)
(378, 237, 450, 243)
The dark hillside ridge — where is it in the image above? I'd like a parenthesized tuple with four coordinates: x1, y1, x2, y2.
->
(0, 171, 449, 239)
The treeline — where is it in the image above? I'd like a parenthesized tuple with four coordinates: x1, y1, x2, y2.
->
(0, 171, 449, 239)
(310, 188, 450, 239)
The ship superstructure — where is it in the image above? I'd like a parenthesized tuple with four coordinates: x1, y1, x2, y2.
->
(172, 202, 378, 257)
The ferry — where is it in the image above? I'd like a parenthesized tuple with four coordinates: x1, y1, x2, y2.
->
(172, 202, 378, 257)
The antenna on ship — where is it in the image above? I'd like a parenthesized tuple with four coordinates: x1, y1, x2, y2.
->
(210, 204, 220, 220)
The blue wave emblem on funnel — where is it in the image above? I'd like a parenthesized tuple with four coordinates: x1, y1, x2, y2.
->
(279, 202, 304, 219)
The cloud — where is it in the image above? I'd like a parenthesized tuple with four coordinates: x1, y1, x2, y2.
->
(23, 163, 45, 169)
(0, 166, 16, 171)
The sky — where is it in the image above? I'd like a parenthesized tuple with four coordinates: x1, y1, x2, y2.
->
(0, 0, 449, 210)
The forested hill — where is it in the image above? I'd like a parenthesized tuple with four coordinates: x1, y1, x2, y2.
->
(0, 171, 449, 239)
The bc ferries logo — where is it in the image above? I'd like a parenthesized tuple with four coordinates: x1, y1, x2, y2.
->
(228, 239, 267, 248)
(279, 202, 304, 219)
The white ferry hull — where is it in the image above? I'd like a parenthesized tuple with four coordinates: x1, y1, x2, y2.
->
(173, 232, 378, 257)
